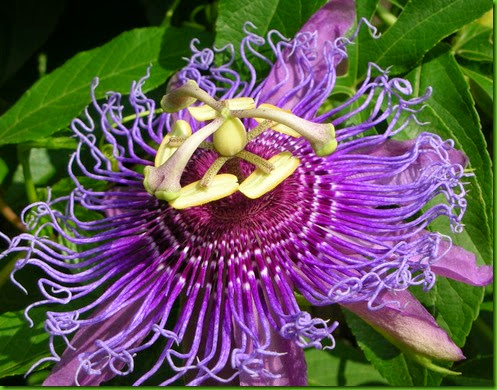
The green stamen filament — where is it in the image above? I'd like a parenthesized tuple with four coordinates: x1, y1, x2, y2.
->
(200, 150, 274, 188)
(247, 119, 273, 142)
(200, 156, 232, 187)
(199, 142, 215, 150)
(236, 150, 274, 174)
(111, 108, 163, 128)
(167, 136, 189, 147)
(166, 137, 214, 150)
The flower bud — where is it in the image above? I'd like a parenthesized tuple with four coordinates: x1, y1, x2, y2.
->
(343, 290, 464, 374)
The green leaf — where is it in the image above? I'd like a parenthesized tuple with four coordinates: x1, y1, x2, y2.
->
(457, 59, 493, 118)
(402, 44, 493, 264)
(453, 22, 493, 62)
(103, 301, 181, 386)
(460, 65, 493, 100)
(335, 0, 379, 89)
(444, 306, 493, 383)
(0, 157, 7, 185)
(305, 341, 387, 386)
(0, 294, 105, 379)
(0, 26, 213, 146)
(0, 309, 60, 378)
(358, 0, 492, 76)
(411, 278, 485, 348)
(267, 0, 327, 38)
(444, 356, 493, 386)
(479, 301, 493, 312)
(26, 369, 50, 386)
(215, 0, 325, 56)
(215, 0, 278, 52)
(12, 149, 58, 187)
(44, 176, 107, 200)
(214, 0, 327, 81)
(342, 310, 444, 386)
(0, 249, 46, 315)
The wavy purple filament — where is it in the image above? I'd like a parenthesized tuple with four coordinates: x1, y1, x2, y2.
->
(0, 22, 468, 385)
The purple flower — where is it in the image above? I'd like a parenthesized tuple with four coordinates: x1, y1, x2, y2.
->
(1, 0, 492, 386)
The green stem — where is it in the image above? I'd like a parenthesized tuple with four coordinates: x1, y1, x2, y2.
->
(17, 146, 38, 204)
(114, 108, 163, 128)
(21, 136, 78, 150)
(38, 53, 47, 78)
(161, 0, 181, 27)
(0, 193, 25, 232)
(376, 5, 397, 26)
(0, 255, 20, 289)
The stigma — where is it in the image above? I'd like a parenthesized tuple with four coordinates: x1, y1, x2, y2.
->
(144, 80, 337, 209)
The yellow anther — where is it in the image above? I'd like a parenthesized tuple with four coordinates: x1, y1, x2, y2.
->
(213, 117, 247, 157)
(154, 120, 193, 167)
(253, 104, 302, 138)
(188, 97, 255, 121)
(239, 152, 300, 199)
(169, 174, 239, 209)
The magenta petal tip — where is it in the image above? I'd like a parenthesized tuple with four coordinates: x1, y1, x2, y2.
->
(433, 240, 493, 287)
(343, 290, 465, 362)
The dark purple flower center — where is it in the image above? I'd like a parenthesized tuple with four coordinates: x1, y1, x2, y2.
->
(175, 136, 303, 235)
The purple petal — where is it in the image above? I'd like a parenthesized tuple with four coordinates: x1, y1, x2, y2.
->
(365, 138, 468, 185)
(343, 290, 465, 361)
(432, 239, 493, 286)
(43, 299, 145, 386)
(261, 0, 356, 109)
(238, 325, 307, 386)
